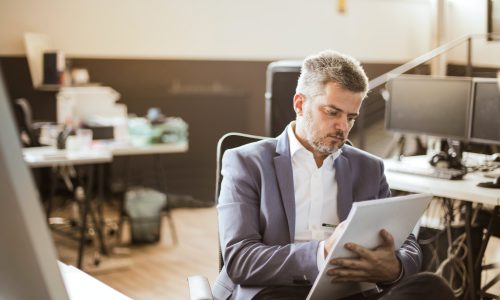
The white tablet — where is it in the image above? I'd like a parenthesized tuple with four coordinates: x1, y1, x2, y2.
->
(306, 193, 433, 300)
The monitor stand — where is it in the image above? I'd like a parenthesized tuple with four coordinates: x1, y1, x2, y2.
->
(477, 177, 500, 189)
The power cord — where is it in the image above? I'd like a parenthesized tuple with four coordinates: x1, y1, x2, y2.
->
(435, 233, 468, 297)
(420, 198, 481, 298)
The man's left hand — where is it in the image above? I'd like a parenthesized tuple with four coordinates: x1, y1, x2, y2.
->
(326, 229, 402, 283)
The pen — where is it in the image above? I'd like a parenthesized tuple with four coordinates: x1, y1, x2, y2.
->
(322, 223, 337, 229)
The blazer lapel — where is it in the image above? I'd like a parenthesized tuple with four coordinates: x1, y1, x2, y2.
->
(274, 129, 295, 241)
(335, 153, 353, 221)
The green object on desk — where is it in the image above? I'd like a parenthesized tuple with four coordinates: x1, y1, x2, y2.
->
(128, 117, 188, 145)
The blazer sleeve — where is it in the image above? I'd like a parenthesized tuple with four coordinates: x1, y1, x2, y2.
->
(395, 233, 422, 279)
(378, 159, 423, 281)
(217, 149, 320, 286)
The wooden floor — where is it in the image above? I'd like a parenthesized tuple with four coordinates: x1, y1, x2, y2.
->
(55, 207, 219, 300)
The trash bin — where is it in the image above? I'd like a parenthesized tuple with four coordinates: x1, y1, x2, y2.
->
(125, 187, 167, 244)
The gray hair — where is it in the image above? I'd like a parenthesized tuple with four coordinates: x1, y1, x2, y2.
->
(296, 50, 369, 98)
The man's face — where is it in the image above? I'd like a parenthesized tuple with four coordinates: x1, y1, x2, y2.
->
(294, 82, 364, 155)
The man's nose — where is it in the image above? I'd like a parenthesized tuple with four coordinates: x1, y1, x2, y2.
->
(334, 114, 348, 132)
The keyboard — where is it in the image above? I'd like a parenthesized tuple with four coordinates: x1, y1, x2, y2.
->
(387, 163, 466, 180)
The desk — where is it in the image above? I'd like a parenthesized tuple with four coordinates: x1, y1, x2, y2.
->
(23, 147, 112, 269)
(58, 261, 131, 300)
(23, 147, 112, 168)
(384, 156, 500, 206)
(96, 140, 189, 156)
(23, 142, 189, 264)
(384, 155, 499, 300)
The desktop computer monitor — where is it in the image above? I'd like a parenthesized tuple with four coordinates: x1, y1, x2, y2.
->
(469, 78, 500, 146)
(265, 60, 301, 137)
(0, 67, 69, 299)
(385, 75, 472, 141)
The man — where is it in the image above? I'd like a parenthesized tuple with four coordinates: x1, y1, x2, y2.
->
(213, 50, 454, 300)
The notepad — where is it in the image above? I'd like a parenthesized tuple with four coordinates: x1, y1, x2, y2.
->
(306, 193, 433, 300)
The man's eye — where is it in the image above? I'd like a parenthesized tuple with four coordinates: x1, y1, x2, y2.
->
(327, 110, 340, 117)
(348, 116, 357, 122)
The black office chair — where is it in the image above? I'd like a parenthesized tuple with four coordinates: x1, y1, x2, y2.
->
(13, 98, 40, 147)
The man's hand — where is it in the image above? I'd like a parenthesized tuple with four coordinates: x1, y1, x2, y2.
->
(324, 221, 347, 258)
(326, 229, 402, 283)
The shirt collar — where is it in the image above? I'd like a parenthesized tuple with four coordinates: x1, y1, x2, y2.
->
(287, 122, 342, 166)
(287, 122, 304, 158)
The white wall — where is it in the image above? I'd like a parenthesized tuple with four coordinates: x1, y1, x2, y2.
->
(0, 0, 433, 62)
(447, 0, 500, 67)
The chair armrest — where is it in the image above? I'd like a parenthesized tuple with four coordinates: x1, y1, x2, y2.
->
(187, 275, 213, 300)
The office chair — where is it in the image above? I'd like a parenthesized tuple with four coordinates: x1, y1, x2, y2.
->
(214, 132, 267, 270)
(13, 98, 40, 147)
(188, 132, 267, 300)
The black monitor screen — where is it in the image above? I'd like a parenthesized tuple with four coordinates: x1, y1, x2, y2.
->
(265, 61, 301, 137)
(470, 79, 500, 145)
(386, 75, 472, 140)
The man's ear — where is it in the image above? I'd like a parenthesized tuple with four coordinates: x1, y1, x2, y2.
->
(293, 93, 305, 116)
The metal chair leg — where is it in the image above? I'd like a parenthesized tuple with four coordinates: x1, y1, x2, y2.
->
(165, 209, 178, 245)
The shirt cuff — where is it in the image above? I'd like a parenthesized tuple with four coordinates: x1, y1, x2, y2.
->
(316, 240, 327, 271)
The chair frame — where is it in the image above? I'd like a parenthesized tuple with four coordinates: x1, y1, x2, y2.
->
(214, 132, 268, 271)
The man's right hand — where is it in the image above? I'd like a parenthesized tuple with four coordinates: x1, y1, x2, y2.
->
(324, 221, 347, 258)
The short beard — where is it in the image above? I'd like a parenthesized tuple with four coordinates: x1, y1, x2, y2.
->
(303, 109, 346, 155)
(312, 137, 344, 155)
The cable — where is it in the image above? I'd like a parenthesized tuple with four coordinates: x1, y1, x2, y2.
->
(419, 198, 474, 298)
(435, 233, 468, 297)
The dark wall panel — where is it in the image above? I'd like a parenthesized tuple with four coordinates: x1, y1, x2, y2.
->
(70, 58, 268, 132)
(0, 57, 57, 121)
(0, 56, 267, 202)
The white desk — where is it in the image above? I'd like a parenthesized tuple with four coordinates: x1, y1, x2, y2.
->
(23, 147, 113, 269)
(22, 142, 188, 263)
(96, 140, 189, 156)
(384, 156, 500, 206)
(23, 147, 112, 168)
(58, 261, 131, 300)
(23, 140, 189, 165)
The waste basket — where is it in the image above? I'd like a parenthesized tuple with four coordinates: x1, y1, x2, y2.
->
(125, 187, 167, 244)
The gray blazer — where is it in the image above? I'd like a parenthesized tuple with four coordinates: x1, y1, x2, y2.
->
(213, 128, 422, 300)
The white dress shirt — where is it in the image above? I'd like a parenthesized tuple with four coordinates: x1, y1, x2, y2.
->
(287, 124, 341, 270)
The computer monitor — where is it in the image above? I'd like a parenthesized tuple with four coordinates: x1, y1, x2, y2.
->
(0, 67, 69, 299)
(385, 75, 472, 140)
(265, 60, 301, 137)
(469, 77, 500, 145)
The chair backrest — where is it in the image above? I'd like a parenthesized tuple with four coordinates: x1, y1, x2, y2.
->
(13, 98, 39, 147)
(215, 132, 268, 271)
